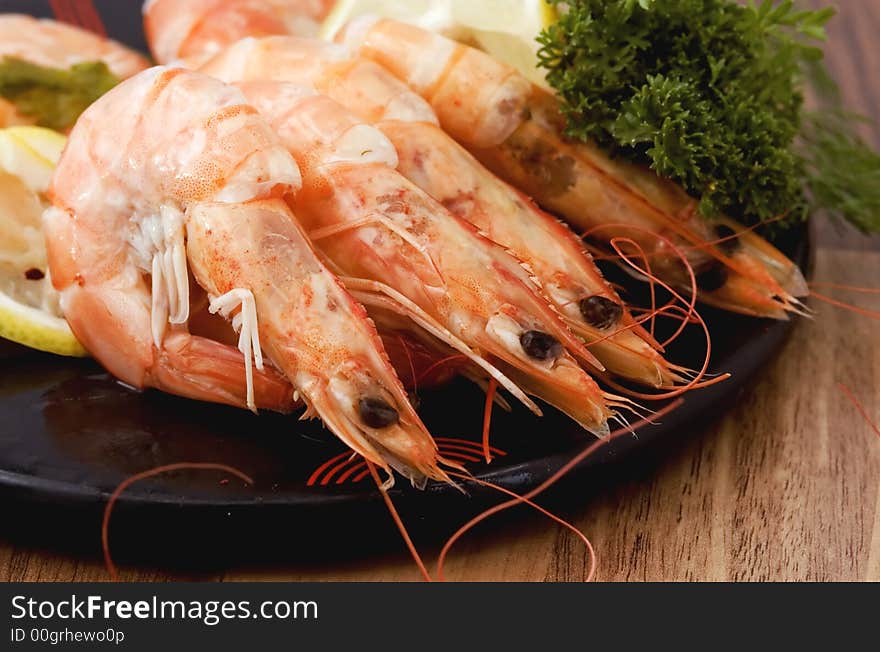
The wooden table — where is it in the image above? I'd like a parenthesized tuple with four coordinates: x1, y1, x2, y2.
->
(2, 0, 878, 582)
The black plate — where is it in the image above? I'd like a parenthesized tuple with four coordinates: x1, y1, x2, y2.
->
(0, 1, 812, 560)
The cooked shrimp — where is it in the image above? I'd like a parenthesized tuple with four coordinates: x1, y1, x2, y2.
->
(338, 17, 809, 320)
(144, 0, 334, 66)
(199, 36, 439, 126)
(384, 121, 685, 387)
(236, 81, 619, 436)
(44, 66, 446, 486)
(0, 14, 150, 128)
(197, 36, 680, 387)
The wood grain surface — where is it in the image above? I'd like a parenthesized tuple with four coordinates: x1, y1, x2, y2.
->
(1, 0, 878, 582)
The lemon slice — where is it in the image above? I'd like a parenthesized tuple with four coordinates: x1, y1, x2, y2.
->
(320, 0, 557, 87)
(0, 126, 87, 357)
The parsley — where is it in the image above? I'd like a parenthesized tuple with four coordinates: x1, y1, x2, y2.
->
(538, 0, 880, 233)
(0, 57, 119, 131)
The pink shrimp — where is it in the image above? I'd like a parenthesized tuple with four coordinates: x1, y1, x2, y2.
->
(235, 80, 621, 436)
(44, 66, 447, 485)
(144, 0, 335, 67)
(196, 36, 681, 387)
(198, 36, 440, 126)
(381, 120, 684, 388)
(338, 17, 809, 320)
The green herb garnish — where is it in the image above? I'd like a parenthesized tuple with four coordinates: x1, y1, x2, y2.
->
(0, 57, 119, 131)
(537, 0, 880, 233)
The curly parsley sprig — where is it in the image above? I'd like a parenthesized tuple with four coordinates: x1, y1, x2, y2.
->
(537, 0, 880, 233)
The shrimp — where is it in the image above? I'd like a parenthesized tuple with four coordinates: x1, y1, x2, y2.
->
(0, 14, 150, 128)
(196, 36, 680, 387)
(384, 122, 685, 387)
(44, 66, 447, 486)
(235, 80, 620, 436)
(338, 17, 809, 320)
(144, 0, 335, 67)
(198, 36, 439, 126)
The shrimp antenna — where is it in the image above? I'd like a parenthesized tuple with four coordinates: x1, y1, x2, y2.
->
(443, 472, 598, 582)
(367, 461, 433, 582)
(809, 291, 880, 321)
(838, 383, 880, 440)
(437, 399, 685, 582)
(481, 378, 499, 463)
(102, 463, 254, 581)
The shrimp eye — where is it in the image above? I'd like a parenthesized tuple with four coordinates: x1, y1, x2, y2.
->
(579, 295, 623, 330)
(520, 330, 563, 361)
(358, 397, 400, 429)
(695, 261, 729, 292)
(714, 225, 741, 254)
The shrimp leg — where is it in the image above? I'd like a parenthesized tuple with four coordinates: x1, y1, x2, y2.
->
(43, 205, 294, 412)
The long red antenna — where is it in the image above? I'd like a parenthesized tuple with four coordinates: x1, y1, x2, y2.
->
(367, 461, 433, 582)
(437, 399, 685, 581)
(102, 463, 253, 581)
(839, 383, 880, 439)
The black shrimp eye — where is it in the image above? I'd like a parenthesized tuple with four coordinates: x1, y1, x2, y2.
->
(714, 224, 741, 254)
(695, 261, 729, 292)
(520, 330, 563, 361)
(579, 295, 623, 330)
(358, 397, 400, 429)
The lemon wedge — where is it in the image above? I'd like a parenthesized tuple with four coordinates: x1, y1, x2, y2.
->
(320, 0, 557, 87)
(0, 126, 87, 357)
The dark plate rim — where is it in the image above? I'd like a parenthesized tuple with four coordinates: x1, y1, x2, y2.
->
(0, 224, 813, 513)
